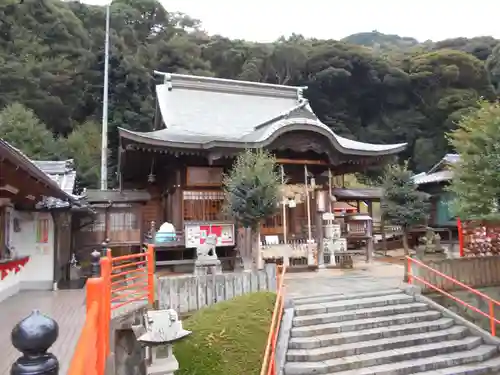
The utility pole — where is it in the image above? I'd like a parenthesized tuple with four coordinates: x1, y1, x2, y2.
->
(100, 2, 111, 191)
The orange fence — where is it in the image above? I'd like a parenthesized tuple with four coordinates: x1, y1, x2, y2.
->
(68, 245, 155, 375)
(260, 264, 286, 375)
(407, 256, 500, 336)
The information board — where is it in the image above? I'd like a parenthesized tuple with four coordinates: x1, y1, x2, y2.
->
(184, 223, 235, 248)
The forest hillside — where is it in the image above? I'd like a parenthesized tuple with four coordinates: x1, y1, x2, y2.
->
(1, 0, 500, 188)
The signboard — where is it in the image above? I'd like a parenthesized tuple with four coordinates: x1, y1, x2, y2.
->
(184, 222, 235, 248)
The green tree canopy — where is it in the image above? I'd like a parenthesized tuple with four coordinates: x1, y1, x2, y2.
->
(447, 101, 500, 220)
(60, 120, 101, 190)
(0, 102, 58, 160)
(223, 149, 281, 230)
(381, 163, 429, 230)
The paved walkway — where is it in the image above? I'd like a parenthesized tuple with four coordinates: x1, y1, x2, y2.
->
(0, 290, 86, 375)
(284, 260, 406, 299)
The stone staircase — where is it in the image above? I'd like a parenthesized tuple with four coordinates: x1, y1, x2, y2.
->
(284, 289, 500, 375)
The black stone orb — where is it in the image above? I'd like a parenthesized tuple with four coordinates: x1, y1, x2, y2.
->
(11, 310, 59, 354)
(11, 310, 59, 375)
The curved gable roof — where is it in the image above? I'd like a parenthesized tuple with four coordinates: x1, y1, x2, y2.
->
(119, 72, 407, 157)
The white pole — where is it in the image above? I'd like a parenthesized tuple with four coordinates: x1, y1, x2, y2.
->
(280, 165, 287, 243)
(304, 165, 312, 242)
(100, 3, 111, 191)
(328, 169, 333, 214)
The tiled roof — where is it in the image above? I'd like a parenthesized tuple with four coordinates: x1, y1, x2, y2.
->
(413, 170, 454, 185)
(83, 189, 151, 203)
(332, 187, 384, 200)
(32, 160, 77, 195)
(119, 73, 407, 157)
(0, 139, 78, 205)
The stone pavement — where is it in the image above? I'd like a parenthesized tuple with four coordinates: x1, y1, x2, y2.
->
(284, 259, 405, 299)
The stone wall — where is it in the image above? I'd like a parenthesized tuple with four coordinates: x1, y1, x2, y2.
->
(412, 256, 500, 336)
(158, 264, 277, 313)
(428, 286, 500, 335)
(412, 256, 500, 292)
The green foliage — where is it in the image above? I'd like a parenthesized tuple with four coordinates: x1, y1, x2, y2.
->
(0, 103, 58, 159)
(447, 101, 500, 220)
(381, 164, 429, 229)
(174, 292, 275, 375)
(223, 149, 281, 230)
(60, 121, 101, 190)
(1, 1, 500, 188)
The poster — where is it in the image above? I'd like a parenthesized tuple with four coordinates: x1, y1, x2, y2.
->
(184, 223, 235, 248)
(36, 216, 50, 244)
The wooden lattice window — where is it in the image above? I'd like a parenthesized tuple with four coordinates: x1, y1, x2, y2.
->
(81, 213, 105, 232)
(183, 191, 225, 221)
(109, 210, 139, 231)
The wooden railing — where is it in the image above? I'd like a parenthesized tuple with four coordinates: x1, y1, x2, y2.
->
(260, 264, 286, 375)
(408, 256, 500, 336)
(68, 245, 156, 375)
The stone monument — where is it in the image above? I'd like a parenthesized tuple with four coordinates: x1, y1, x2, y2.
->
(135, 309, 191, 375)
(194, 234, 222, 275)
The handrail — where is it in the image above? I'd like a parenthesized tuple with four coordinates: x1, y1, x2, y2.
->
(407, 256, 500, 336)
(68, 277, 105, 375)
(260, 264, 287, 375)
(107, 244, 155, 311)
(68, 244, 156, 375)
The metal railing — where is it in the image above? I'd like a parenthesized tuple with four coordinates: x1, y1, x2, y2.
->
(407, 256, 500, 336)
(68, 245, 155, 375)
(260, 264, 286, 375)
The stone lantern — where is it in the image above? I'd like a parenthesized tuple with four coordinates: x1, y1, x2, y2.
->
(134, 309, 191, 375)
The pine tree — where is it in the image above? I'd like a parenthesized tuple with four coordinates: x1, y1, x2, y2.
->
(381, 163, 429, 280)
(223, 149, 281, 268)
(447, 101, 500, 221)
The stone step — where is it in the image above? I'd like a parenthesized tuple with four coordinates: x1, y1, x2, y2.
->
(320, 344, 498, 375)
(289, 317, 454, 349)
(410, 355, 500, 374)
(292, 289, 404, 306)
(291, 310, 442, 338)
(284, 336, 484, 375)
(294, 293, 414, 316)
(293, 302, 429, 327)
(286, 325, 469, 362)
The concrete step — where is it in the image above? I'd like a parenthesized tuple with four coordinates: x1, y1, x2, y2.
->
(294, 293, 414, 316)
(293, 302, 429, 327)
(320, 344, 498, 375)
(289, 317, 455, 349)
(291, 310, 442, 338)
(410, 355, 500, 374)
(292, 289, 404, 306)
(284, 336, 485, 375)
(286, 325, 469, 362)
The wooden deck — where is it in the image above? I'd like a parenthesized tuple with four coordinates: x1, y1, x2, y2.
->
(0, 289, 86, 375)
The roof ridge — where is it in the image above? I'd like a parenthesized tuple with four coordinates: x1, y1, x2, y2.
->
(154, 71, 307, 100)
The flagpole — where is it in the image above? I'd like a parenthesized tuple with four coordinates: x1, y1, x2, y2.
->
(100, 2, 110, 190)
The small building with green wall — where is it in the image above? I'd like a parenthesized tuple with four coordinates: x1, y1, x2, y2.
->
(413, 154, 459, 228)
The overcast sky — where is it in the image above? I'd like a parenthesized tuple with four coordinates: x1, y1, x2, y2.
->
(83, 0, 500, 42)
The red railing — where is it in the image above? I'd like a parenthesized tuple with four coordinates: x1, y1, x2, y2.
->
(68, 245, 155, 375)
(260, 264, 286, 375)
(407, 256, 500, 336)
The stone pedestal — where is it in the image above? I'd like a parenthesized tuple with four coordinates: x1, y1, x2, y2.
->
(194, 259, 222, 275)
(147, 346, 178, 375)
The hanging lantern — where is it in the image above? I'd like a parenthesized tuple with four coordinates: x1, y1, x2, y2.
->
(288, 198, 296, 208)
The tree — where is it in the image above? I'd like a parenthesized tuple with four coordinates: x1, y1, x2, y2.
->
(447, 101, 500, 221)
(381, 163, 429, 281)
(223, 149, 281, 269)
(0, 103, 58, 160)
(60, 120, 102, 191)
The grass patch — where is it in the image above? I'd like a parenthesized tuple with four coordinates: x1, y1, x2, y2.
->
(173, 291, 276, 375)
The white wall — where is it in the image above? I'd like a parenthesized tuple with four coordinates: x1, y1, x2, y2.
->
(0, 207, 54, 302)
